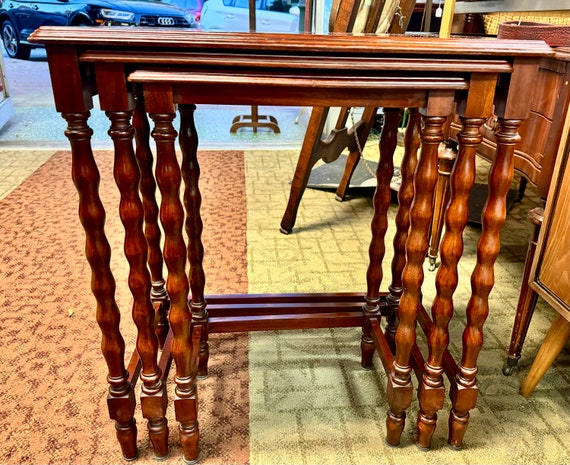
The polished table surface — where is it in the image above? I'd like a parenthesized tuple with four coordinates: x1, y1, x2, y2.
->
(29, 27, 552, 463)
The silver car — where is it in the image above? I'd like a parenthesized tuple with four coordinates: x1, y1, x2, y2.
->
(199, 0, 299, 32)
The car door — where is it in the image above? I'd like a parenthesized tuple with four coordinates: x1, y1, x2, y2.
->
(255, 0, 298, 33)
(220, 0, 250, 32)
(9, 0, 68, 40)
(200, 0, 297, 32)
(28, 0, 70, 28)
(6, 0, 38, 37)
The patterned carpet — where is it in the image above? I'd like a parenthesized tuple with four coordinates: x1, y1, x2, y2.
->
(0, 150, 249, 465)
(244, 150, 570, 465)
(1, 148, 570, 464)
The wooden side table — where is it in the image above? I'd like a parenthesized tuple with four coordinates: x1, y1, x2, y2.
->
(29, 27, 551, 463)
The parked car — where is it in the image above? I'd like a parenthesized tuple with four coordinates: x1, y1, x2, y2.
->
(163, 0, 202, 22)
(199, 0, 299, 33)
(0, 0, 197, 59)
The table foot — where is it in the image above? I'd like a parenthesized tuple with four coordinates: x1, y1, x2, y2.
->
(416, 413, 437, 449)
(115, 419, 138, 461)
(179, 421, 200, 465)
(386, 412, 406, 447)
(417, 372, 445, 449)
(147, 417, 169, 460)
(152, 284, 170, 350)
(360, 335, 376, 369)
(182, 456, 199, 465)
(361, 309, 379, 369)
(385, 366, 413, 447)
(448, 409, 469, 449)
(385, 411, 406, 447)
(193, 321, 209, 379)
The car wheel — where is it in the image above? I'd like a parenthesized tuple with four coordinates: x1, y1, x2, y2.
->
(2, 20, 31, 59)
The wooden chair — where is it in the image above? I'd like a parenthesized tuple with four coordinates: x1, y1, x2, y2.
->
(279, 0, 418, 234)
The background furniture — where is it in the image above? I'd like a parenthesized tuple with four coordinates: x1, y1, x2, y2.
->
(519, 95, 570, 397)
(279, 0, 417, 234)
(501, 47, 570, 374)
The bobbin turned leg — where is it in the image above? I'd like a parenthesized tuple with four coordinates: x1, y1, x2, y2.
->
(448, 117, 521, 448)
(132, 93, 170, 348)
(386, 108, 421, 352)
(417, 116, 484, 449)
(107, 108, 169, 459)
(178, 104, 210, 379)
(63, 111, 138, 460)
(427, 141, 457, 272)
(150, 108, 200, 463)
(503, 207, 543, 375)
(361, 108, 403, 368)
(387, 111, 447, 446)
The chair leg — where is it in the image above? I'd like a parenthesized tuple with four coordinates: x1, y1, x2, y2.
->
(503, 207, 544, 375)
(520, 314, 570, 397)
(427, 141, 457, 271)
(280, 107, 330, 234)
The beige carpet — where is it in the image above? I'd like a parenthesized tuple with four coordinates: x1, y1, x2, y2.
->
(244, 149, 570, 465)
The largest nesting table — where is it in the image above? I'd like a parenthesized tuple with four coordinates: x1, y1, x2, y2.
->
(29, 27, 552, 464)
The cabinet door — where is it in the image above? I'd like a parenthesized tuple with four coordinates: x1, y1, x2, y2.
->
(530, 108, 570, 316)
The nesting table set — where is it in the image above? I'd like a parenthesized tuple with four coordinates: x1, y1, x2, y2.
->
(29, 27, 552, 463)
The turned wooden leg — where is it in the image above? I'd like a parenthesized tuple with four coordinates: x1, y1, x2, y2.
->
(361, 108, 403, 369)
(63, 112, 138, 460)
(520, 315, 570, 397)
(151, 111, 200, 464)
(503, 207, 543, 375)
(179, 104, 210, 379)
(449, 117, 521, 449)
(427, 141, 457, 272)
(386, 108, 421, 352)
(387, 113, 445, 446)
(107, 109, 169, 459)
(417, 117, 483, 449)
(280, 106, 330, 234)
(133, 93, 170, 348)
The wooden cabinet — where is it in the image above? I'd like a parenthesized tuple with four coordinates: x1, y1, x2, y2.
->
(530, 101, 570, 324)
(519, 102, 570, 396)
(450, 48, 570, 200)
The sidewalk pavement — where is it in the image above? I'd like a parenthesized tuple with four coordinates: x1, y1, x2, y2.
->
(1, 48, 308, 150)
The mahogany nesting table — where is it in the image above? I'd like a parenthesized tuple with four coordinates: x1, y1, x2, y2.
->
(29, 27, 551, 463)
